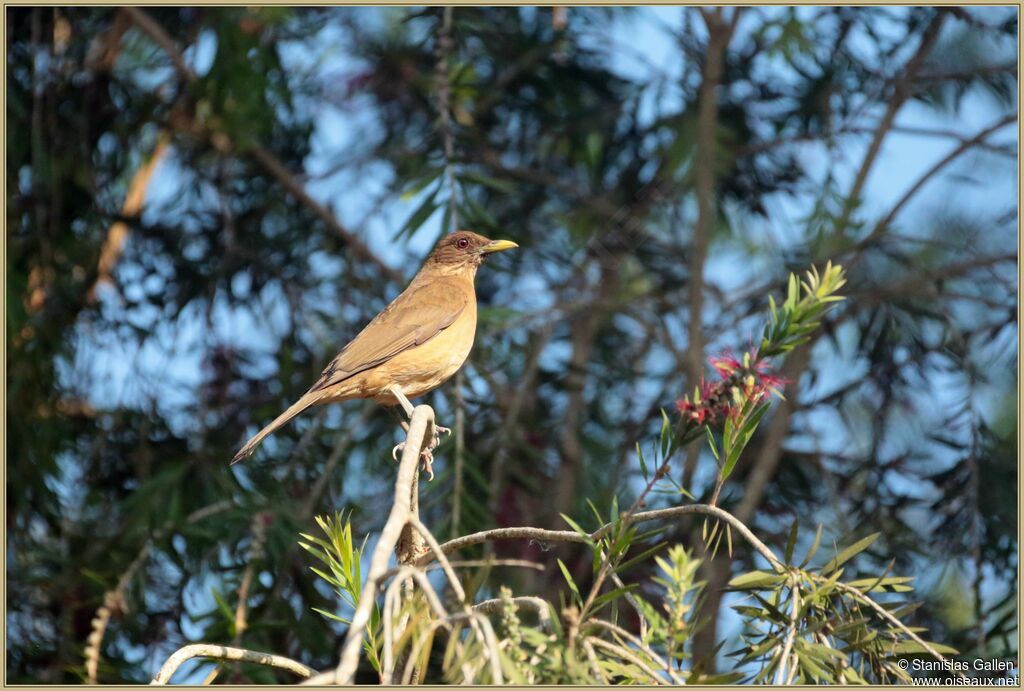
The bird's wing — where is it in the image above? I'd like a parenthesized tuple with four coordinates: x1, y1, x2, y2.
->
(309, 276, 469, 393)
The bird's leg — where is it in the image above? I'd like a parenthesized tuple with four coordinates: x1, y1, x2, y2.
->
(389, 384, 416, 418)
(388, 385, 447, 480)
(389, 385, 415, 463)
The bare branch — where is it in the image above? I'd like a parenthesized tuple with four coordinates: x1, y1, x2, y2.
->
(86, 501, 233, 683)
(872, 112, 1016, 237)
(90, 134, 169, 302)
(473, 596, 552, 630)
(585, 618, 684, 684)
(773, 578, 800, 685)
(233, 512, 270, 646)
(426, 503, 785, 572)
(836, 11, 947, 231)
(682, 10, 736, 490)
(150, 644, 313, 684)
(334, 404, 435, 684)
(587, 636, 668, 685)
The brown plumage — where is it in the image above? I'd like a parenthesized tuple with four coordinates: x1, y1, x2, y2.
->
(231, 230, 518, 464)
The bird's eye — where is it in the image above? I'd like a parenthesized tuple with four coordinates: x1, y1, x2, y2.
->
(456, 238, 470, 249)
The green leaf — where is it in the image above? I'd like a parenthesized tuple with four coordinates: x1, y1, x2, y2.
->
(560, 513, 594, 546)
(784, 520, 799, 564)
(211, 587, 235, 627)
(636, 442, 649, 480)
(705, 426, 719, 462)
(890, 641, 959, 655)
(589, 584, 639, 613)
(846, 575, 915, 593)
(459, 169, 516, 194)
(800, 524, 823, 568)
(310, 565, 347, 591)
(721, 403, 768, 481)
(822, 533, 880, 574)
(394, 183, 441, 239)
(312, 606, 349, 623)
(616, 541, 669, 574)
(557, 559, 582, 605)
(659, 408, 673, 459)
(729, 570, 785, 589)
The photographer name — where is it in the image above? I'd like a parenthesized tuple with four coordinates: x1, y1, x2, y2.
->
(910, 659, 1017, 673)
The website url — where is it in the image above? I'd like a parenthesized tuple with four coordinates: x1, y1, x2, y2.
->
(913, 678, 1020, 686)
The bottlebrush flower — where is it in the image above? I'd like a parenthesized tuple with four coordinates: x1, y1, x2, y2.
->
(676, 350, 787, 427)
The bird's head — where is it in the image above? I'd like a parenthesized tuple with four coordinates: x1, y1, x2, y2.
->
(426, 230, 518, 275)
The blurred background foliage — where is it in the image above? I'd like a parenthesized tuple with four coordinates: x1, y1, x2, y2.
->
(5, 5, 1017, 683)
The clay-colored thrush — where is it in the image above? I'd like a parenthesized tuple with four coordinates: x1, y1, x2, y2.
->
(231, 231, 518, 465)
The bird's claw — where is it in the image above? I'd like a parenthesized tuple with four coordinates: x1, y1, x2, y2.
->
(391, 420, 449, 480)
(390, 441, 438, 482)
(420, 451, 435, 481)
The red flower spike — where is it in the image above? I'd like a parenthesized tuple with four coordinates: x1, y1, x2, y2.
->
(709, 352, 742, 379)
(679, 349, 790, 428)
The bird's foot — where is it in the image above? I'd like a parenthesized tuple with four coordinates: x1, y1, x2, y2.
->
(390, 442, 437, 481)
(420, 450, 435, 482)
(391, 424, 449, 481)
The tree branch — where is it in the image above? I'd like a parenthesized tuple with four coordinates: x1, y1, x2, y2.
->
(682, 9, 735, 490)
(425, 503, 785, 572)
(90, 134, 169, 302)
(871, 112, 1016, 237)
(774, 578, 800, 685)
(334, 404, 435, 684)
(586, 636, 668, 685)
(121, 7, 404, 286)
(473, 596, 552, 629)
(150, 644, 313, 684)
(835, 10, 947, 232)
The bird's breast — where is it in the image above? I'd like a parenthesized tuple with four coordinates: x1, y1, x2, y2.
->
(368, 300, 477, 401)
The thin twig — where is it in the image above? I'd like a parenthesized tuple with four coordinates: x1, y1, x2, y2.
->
(587, 636, 668, 685)
(582, 638, 609, 684)
(428, 503, 785, 572)
(408, 516, 504, 682)
(834, 10, 946, 232)
(871, 112, 1016, 238)
(232, 512, 270, 647)
(473, 596, 552, 630)
(586, 618, 684, 684)
(408, 517, 466, 600)
(773, 577, 800, 685)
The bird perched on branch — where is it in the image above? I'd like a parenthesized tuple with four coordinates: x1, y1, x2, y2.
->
(231, 231, 518, 472)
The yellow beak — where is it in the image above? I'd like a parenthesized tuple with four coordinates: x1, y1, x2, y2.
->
(480, 239, 519, 254)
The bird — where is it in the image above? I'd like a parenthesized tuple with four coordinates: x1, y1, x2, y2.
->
(231, 230, 518, 470)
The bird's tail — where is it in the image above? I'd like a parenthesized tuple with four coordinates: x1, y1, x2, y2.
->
(231, 391, 325, 465)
